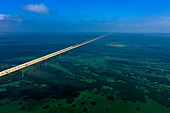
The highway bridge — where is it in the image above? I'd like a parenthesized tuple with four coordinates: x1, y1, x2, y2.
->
(0, 34, 110, 77)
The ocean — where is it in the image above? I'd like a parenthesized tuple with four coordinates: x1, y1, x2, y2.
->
(0, 33, 169, 113)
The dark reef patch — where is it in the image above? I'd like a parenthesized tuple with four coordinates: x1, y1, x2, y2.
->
(88, 97, 92, 99)
(81, 101, 86, 105)
(6, 102, 10, 104)
(42, 105, 49, 109)
(52, 100, 55, 103)
(91, 101, 97, 105)
(21, 106, 26, 110)
(58, 103, 61, 106)
(71, 104, 76, 107)
(136, 107, 140, 111)
(107, 96, 115, 102)
(18, 102, 23, 105)
(66, 97, 75, 104)
(83, 107, 88, 113)
(0, 103, 4, 107)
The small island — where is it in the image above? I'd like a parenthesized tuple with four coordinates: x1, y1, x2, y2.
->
(111, 44, 120, 47)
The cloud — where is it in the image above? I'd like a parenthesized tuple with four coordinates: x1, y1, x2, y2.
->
(0, 14, 9, 20)
(23, 4, 49, 14)
(0, 14, 23, 22)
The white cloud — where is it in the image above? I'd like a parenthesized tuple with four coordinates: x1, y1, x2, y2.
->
(0, 14, 9, 20)
(23, 3, 49, 14)
(0, 14, 23, 22)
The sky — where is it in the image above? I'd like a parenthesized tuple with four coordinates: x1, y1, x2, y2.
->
(0, 0, 170, 33)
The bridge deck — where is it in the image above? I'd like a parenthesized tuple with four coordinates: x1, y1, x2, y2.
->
(0, 34, 109, 77)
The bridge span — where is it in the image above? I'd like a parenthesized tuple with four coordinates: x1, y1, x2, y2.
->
(0, 34, 110, 77)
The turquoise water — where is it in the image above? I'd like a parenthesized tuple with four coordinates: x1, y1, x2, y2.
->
(0, 33, 169, 113)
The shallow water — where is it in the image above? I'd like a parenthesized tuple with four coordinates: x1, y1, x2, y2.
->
(0, 33, 169, 113)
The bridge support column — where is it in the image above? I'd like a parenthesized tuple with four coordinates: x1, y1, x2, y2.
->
(22, 69, 24, 77)
(45, 61, 47, 67)
(59, 55, 61, 59)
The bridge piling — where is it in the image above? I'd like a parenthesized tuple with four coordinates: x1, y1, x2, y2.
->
(22, 69, 24, 77)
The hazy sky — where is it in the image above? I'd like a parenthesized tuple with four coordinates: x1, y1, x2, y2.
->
(0, 0, 170, 33)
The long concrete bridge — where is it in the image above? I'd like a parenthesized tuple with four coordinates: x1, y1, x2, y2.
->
(0, 34, 110, 77)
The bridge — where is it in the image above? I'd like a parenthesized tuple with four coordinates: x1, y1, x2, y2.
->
(0, 34, 110, 78)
